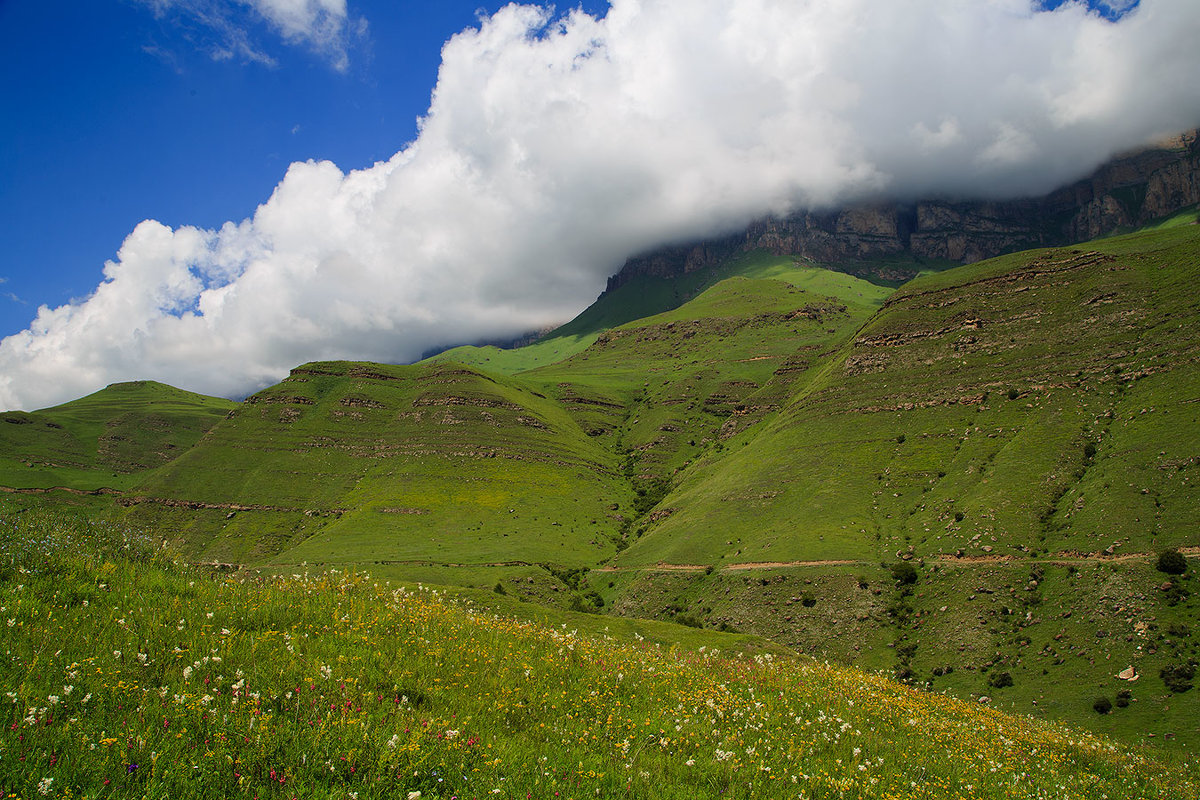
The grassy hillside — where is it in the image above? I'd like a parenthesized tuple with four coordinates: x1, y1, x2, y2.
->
(1, 507, 1195, 800)
(425, 251, 890, 376)
(606, 223, 1200, 747)
(6, 226, 1200, 749)
(128, 361, 631, 569)
(0, 381, 235, 491)
(617, 225, 1200, 564)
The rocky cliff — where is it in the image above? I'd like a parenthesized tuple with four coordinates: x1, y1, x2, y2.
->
(608, 130, 1200, 289)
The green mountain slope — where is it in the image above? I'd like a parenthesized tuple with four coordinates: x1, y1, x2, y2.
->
(6, 225, 1200, 748)
(605, 223, 1200, 747)
(128, 361, 633, 567)
(0, 380, 235, 490)
(618, 225, 1200, 566)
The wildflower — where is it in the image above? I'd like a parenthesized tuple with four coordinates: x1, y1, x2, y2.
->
(47, 695, 60, 705)
(407, 793, 422, 800)
(37, 777, 53, 795)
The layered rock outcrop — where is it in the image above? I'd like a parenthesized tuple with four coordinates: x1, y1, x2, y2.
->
(608, 130, 1200, 290)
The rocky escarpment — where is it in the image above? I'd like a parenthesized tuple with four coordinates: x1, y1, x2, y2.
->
(608, 130, 1200, 290)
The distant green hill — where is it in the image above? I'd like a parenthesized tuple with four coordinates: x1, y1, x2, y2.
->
(129, 361, 633, 567)
(0, 380, 235, 491)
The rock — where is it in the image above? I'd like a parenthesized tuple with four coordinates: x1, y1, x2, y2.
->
(1117, 666, 1138, 681)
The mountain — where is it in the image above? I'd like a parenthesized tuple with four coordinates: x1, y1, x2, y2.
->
(2, 167, 1199, 746)
(607, 129, 1200, 289)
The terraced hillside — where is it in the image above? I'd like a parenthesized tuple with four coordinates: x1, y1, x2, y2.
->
(0, 380, 235, 491)
(129, 361, 633, 569)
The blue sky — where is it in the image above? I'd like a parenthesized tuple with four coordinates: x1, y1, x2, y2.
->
(1, 0, 1196, 411)
(0, 1, 606, 338)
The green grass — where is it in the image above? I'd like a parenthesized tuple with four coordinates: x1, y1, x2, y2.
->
(7, 226, 1200, 751)
(0, 381, 235, 491)
(1, 508, 1196, 800)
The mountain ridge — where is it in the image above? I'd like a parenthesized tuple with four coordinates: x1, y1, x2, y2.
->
(606, 129, 1200, 290)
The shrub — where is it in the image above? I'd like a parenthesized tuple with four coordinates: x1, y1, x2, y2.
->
(493, 581, 507, 595)
(1160, 662, 1196, 693)
(1083, 442, 1097, 460)
(1116, 689, 1132, 708)
(988, 671, 1014, 689)
(801, 593, 816, 608)
(1157, 549, 1188, 575)
(1092, 696, 1112, 715)
(896, 434, 906, 444)
(891, 562, 918, 585)
(1007, 388, 1020, 400)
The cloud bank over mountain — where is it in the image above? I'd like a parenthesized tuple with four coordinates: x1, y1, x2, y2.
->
(3, 0, 1199, 410)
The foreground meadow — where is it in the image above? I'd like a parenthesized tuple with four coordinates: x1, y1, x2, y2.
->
(0, 509, 1195, 800)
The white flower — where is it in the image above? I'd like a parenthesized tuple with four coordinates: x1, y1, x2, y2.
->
(47, 695, 59, 705)
(407, 792, 422, 800)
(444, 729, 459, 739)
(182, 666, 192, 681)
(37, 777, 53, 795)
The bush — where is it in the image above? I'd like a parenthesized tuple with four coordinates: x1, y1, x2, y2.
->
(801, 593, 816, 608)
(1160, 662, 1196, 693)
(1092, 696, 1112, 715)
(1157, 549, 1188, 575)
(891, 562, 918, 585)
(1083, 442, 1097, 460)
(988, 671, 1014, 689)
(493, 581, 507, 595)
(1116, 689, 1132, 708)
(1007, 388, 1020, 400)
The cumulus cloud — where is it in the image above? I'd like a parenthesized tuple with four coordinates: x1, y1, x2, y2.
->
(138, 0, 362, 70)
(3, 0, 1200, 410)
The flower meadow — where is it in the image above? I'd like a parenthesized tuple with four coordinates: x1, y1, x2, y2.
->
(0, 509, 1196, 800)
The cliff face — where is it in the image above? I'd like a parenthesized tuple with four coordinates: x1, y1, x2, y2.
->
(608, 130, 1200, 290)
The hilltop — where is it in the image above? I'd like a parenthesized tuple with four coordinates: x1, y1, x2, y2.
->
(0, 380, 235, 491)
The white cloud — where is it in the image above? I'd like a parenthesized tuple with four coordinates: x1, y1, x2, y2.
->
(3, 0, 1199, 410)
(138, 0, 361, 70)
